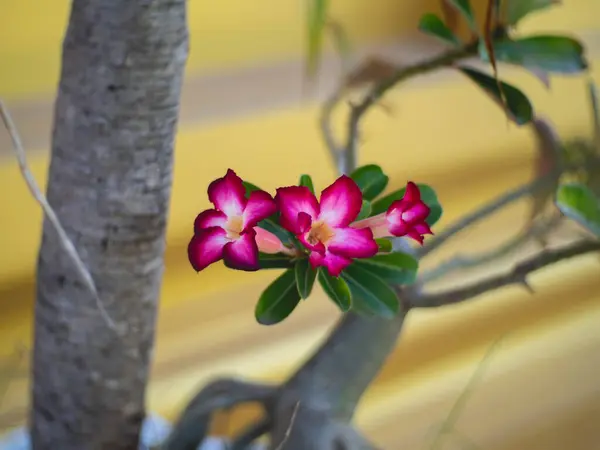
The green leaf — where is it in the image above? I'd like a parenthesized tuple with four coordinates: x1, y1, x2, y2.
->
(306, 0, 330, 79)
(349, 164, 389, 201)
(354, 252, 419, 285)
(356, 200, 372, 221)
(459, 67, 533, 125)
(243, 181, 262, 196)
(490, 35, 587, 75)
(506, 0, 560, 26)
(318, 268, 351, 312)
(258, 253, 294, 269)
(299, 174, 315, 195)
(370, 183, 441, 227)
(341, 264, 399, 318)
(375, 238, 393, 253)
(295, 258, 317, 299)
(255, 269, 301, 325)
(418, 13, 461, 46)
(446, 0, 478, 33)
(555, 182, 600, 236)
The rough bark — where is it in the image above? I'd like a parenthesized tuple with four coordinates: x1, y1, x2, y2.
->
(30, 1, 188, 449)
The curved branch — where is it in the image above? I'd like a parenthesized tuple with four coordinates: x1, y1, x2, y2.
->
(414, 240, 600, 308)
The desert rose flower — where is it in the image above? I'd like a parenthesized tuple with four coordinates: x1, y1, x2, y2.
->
(275, 175, 378, 277)
(352, 181, 433, 244)
(188, 169, 283, 272)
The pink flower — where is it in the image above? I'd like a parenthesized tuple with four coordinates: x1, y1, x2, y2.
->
(275, 175, 378, 277)
(188, 169, 278, 272)
(352, 181, 433, 244)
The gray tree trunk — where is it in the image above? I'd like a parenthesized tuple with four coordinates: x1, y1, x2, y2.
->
(30, 1, 188, 449)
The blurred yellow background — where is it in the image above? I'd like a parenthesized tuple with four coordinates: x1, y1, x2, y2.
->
(1, 0, 600, 448)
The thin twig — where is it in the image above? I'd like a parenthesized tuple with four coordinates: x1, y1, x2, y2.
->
(320, 89, 344, 172)
(274, 402, 300, 450)
(417, 174, 556, 260)
(0, 100, 118, 331)
(428, 335, 503, 450)
(419, 215, 563, 285)
(414, 239, 600, 308)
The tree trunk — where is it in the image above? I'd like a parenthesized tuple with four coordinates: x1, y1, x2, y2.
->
(30, 1, 188, 449)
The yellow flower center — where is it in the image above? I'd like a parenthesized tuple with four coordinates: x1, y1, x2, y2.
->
(225, 215, 244, 239)
(306, 221, 335, 246)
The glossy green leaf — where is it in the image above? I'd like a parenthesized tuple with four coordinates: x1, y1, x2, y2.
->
(418, 13, 461, 46)
(446, 0, 478, 33)
(506, 0, 560, 26)
(243, 181, 262, 196)
(375, 238, 393, 253)
(354, 252, 419, 285)
(350, 164, 389, 201)
(370, 183, 442, 226)
(318, 268, 351, 312)
(489, 35, 587, 74)
(295, 258, 317, 299)
(299, 174, 315, 195)
(555, 183, 600, 236)
(258, 253, 294, 269)
(356, 200, 372, 221)
(255, 269, 301, 325)
(306, 0, 330, 78)
(459, 67, 533, 125)
(341, 264, 399, 318)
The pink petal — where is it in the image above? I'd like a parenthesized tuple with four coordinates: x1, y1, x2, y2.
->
(194, 209, 227, 232)
(406, 230, 425, 245)
(414, 222, 433, 236)
(318, 175, 363, 227)
(208, 169, 247, 217)
(223, 229, 260, 271)
(242, 190, 277, 229)
(327, 227, 378, 259)
(403, 203, 430, 223)
(403, 181, 421, 202)
(386, 199, 410, 216)
(254, 226, 285, 254)
(387, 220, 409, 237)
(309, 251, 352, 277)
(188, 227, 228, 272)
(275, 186, 319, 234)
(297, 212, 313, 234)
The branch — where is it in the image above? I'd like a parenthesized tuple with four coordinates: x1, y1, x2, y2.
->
(418, 214, 563, 285)
(320, 44, 477, 174)
(413, 240, 600, 308)
(417, 173, 555, 259)
(0, 100, 118, 331)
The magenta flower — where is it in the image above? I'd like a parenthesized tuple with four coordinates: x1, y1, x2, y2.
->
(275, 175, 378, 277)
(188, 169, 278, 272)
(352, 181, 433, 244)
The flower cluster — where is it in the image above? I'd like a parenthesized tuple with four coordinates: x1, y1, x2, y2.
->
(188, 169, 433, 277)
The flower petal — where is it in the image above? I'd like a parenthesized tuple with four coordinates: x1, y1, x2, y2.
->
(327, 227, 378, 259)
(403, 181, 421, 202)
(194, 209, 227, 232)
(309, 251, 352, 277)
(403, 203, 430, 223)
(298, 231, 326, 254)
(223, 229, 260, 271)
(414, 222, 433, 235)
(207, 169, 247, 217)
(275, 186, 319, 234)
(188, 227, 228, 272)
(386, 220, 409, 237)
(297, 212, 313, 234)
(254, 226, 285, 254)
(406, 230, 425, 245)
(318, 175, 363, 227)
(242, 190, 277, 229)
